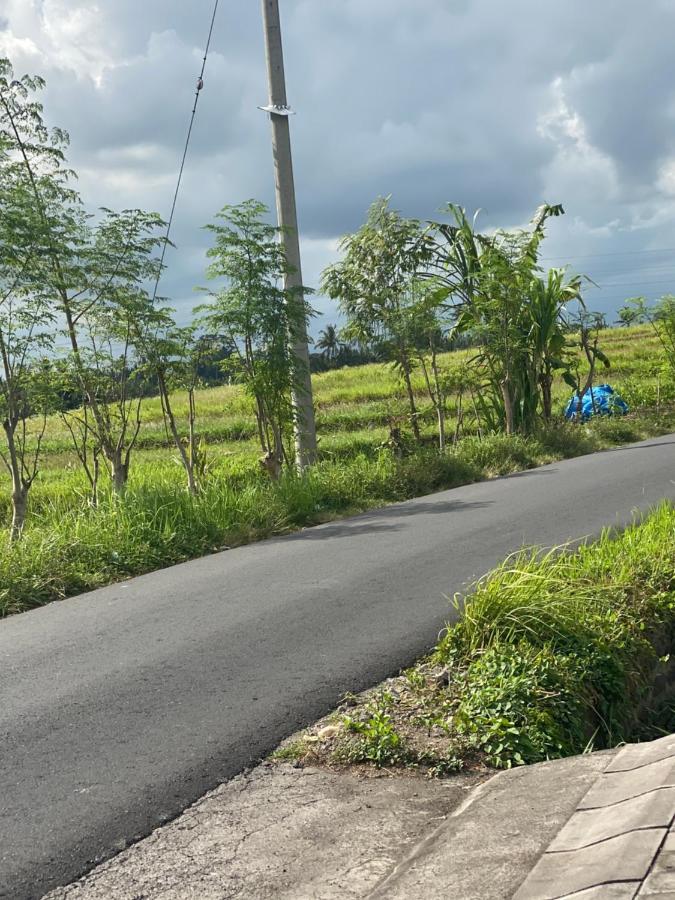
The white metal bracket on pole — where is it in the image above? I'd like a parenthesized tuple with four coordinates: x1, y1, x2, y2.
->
(258, 103, 296, 115)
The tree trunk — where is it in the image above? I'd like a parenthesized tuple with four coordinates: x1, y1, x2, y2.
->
(436, 407, 445, 451)
(90, 450, 100, 508)
(3, 418, 29, 540)
(271, 419, 284, 471)
(400, 353, 421, 442)
(109, 450, 128, 495)
(454, 390, 463, 443)
(657, 374, 661, 417)
(469, 389, 483, 440)
(501, 378, 515, 435)
(540, 373, 553, 423)
(254, 397, 269, 455)
(157, 370, 198, 496)
(430, 348, 445, 452)
(10, 486, 28, 542)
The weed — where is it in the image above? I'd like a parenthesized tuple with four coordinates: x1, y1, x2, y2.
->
(340, 699, 404, 768)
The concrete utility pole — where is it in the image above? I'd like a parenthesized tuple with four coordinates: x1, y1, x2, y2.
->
(260, 0, 317, 469)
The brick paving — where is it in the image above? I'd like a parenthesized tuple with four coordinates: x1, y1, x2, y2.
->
(514, 735, 675, 900)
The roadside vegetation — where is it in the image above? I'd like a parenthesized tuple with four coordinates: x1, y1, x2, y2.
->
(2, 57, 675, 617)
(274, 504, 675, 775)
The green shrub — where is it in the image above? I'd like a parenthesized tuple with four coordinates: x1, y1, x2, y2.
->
(436, 504, 675, 766)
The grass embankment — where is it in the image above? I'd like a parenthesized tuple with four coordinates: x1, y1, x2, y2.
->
(275, 504, 675, 775)
(0, 325, 673, 616)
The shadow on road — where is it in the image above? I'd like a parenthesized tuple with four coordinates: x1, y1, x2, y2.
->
(499, 466, 558, 480)
(605, 440, 675, 451)
(285, 499, 494, 541)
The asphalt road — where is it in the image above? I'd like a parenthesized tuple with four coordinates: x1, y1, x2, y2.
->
(2, 433, 675, 899)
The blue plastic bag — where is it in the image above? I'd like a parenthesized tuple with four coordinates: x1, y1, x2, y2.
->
(564, 384, 629, 421)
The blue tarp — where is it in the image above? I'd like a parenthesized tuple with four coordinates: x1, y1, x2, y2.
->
(564, 384, 629, 421)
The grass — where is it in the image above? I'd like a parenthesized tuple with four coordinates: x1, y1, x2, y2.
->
(1, 324, 674, 616)
(274, 504, 675, 775)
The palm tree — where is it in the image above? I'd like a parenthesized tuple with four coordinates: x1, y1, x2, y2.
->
(315, 324, 344, 361)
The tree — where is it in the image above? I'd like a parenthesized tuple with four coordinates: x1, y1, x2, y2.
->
(407, 282, 452, 450)
(321, 198, 434, 442)
(526, 267, 583, 423)
(0, 60, 63, 535)
(58, 208, 165, 494)
(563, 311, 610, 420)
(621, 295, 675, 372)
(1, 58, 164, 495)
(198, 200, 310, 472)
(139, 317, 211, 495)
(616, 298, 647, 327)
(56, 367, 103, 507)
(426, 203, 577, 434)
(0, 301, 54, 539)
(315, 324, 345, 362)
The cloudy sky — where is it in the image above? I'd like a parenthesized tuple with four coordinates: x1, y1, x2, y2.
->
(2, 0, 675, 332)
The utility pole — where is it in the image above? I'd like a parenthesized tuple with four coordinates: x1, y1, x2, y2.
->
(260, 0, 317, 469)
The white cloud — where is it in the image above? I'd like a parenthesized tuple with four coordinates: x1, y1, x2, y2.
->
(538, 76, 619, 205)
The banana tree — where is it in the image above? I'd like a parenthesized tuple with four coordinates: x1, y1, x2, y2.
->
(525, 267, 583, 423)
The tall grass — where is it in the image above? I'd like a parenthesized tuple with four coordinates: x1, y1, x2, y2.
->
(437, 503, 675, 765)
(2, 414, 674, 617)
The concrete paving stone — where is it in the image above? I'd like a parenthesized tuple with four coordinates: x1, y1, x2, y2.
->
(638, 894, 675, 899)
(580, 757, 675, 809)
(550, 788, 675, 851)
(639, 831, 675, 895)
(609, 736, 675, 774)
(371, 752, 611, 900)
(513, 829, 665, 900)
(557, 885, 639, 899)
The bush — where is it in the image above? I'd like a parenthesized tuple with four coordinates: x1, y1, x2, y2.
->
(437, 504, 675, 766)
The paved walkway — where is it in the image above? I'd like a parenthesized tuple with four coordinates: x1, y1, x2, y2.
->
(515, 734, 675, 899)
(45, 734, 675, 899)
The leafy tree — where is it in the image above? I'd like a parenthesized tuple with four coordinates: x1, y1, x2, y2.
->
(427, 203, 580, 433)
(526, 267, 583, 422)
(56, 367, 103, 507)
(139, 316, 212, 495)
(321, 198, 434, 442)
(1, 58, 165, 495)
(0, 60, 65, 533)
(620, 295, 675, 379)
(198, 200, 310, 472)
(0, 301, 55, 539)
(407, 283, 453, 450)
(616, 298, 648, 327)
(59, 209, 165, 494)
(617, 295, 675, 418)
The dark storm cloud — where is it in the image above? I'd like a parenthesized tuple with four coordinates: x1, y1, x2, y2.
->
(3, 0, 675, 326)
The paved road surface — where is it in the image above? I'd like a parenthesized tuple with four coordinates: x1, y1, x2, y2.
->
(2, 433, 674, 899)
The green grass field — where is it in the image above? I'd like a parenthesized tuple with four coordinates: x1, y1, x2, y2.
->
(1, 324, 673, 616)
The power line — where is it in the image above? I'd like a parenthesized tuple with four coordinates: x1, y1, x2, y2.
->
(587, 278, 675, 289)
(151, 0, 220, 304)
(577, 269, 675, 281)
(542, 247, 675, 261)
